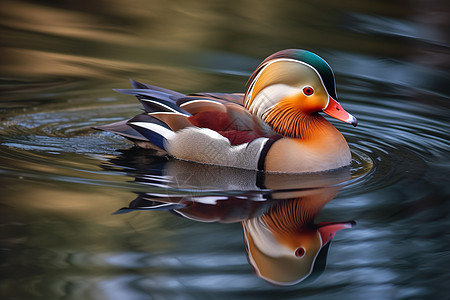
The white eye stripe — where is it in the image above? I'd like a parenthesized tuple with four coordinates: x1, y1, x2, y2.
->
(248, 84, 298, 118)
(245, 58, 331, 107)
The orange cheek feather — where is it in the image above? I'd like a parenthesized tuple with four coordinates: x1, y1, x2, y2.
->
(266, 94, 331, 139)
(278, 94, 325, 114)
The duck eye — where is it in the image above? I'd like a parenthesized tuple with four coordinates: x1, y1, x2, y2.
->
(295, 247, 305, 257)
(302, 86, 314, 96)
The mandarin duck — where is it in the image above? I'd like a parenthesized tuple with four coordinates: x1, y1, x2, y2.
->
(94, 49, 357, 173)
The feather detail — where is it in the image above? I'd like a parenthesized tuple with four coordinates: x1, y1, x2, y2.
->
(149, 112, 193, 132)
(188, 111, 234, 131)
(126, 114, 175, 151)
(224, 103, 275, 137)
(139, 98, 186, 114)
(188, 92, 245, 105)
(217, 130, 262, 146)
(224, 103, 254, 131)
(129, 121, 175, 151)
(265, 103, 328, 139)
(180, 99, 227, 114)
(114, 88, 189, 114)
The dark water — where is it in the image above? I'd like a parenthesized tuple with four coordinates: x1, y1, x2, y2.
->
(1, 0, 449, 299)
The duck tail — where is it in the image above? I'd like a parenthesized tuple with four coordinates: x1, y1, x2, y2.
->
(94, 79, 193, 151)
(92, 113, 174, 152)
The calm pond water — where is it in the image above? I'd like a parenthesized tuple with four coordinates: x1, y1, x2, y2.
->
(1, 0, 449, 299)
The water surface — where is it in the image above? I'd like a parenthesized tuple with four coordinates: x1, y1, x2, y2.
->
(1, 0, 449, 299)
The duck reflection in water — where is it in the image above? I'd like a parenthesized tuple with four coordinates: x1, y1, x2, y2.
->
(109, 148, 355, 286)
(242, 189, 353, 285)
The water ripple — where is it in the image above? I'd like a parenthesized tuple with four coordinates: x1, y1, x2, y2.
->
(1, 91, 447, 201)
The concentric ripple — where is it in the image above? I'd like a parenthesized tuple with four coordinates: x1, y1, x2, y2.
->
(1, 94, 447, 198)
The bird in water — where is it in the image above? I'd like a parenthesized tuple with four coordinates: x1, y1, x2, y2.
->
(94, 49, 357, 173)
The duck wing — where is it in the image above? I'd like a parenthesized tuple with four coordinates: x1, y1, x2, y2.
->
(179, 92, 274, 136)
(94, 80, 276, 150)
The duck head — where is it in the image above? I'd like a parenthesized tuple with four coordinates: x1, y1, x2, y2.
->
(244, 49, 357, 138)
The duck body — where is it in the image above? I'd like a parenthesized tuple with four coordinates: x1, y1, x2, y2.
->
(265, 126, 351, 173)
(94, 49, 357, 173)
